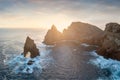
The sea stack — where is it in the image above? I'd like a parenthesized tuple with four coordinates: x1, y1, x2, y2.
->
(43, 22, 103, 45)
(97, 23, 120, 60)
(23, 36, 40, 58)
(43, 25, 63, 45)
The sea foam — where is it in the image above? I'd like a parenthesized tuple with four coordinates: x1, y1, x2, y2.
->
(5, 45, 54, 74)
(90, 51, 120, 80)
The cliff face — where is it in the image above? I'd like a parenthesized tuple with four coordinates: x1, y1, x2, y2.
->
(23, 36, 40, 58)
(97, 23, 120, 60)
(43, 22, 120, 61)
(43, 22, 103, 45)
(63, 22, 103, 45)
(43, 25, 63, 45)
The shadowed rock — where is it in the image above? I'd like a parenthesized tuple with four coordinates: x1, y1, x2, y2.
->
(43, 25, 63, 45)
(23, 36, 40, 58)
(43, 22, 103, 45)
(97, 23, 120, 60)
(63, 22, 103, 45)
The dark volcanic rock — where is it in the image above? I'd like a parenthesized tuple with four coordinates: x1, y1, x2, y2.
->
(43, 25, 63, 45)
(97, 23, 120, 60)
(43, 22, 103, 45)
(23, 36, 40, 58)
(27, 60, 35, 65)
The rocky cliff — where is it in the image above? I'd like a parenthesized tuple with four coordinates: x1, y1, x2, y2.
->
(63, 22, 103, 45)
(43, 25, 63, 45)
(23, 36, 40, 58)
(43, 22, 103, 45)
(97, 23, 120, 60)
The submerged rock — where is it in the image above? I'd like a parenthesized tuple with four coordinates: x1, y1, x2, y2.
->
(43, 21, 120, 61)
(97, 23, 120, 60)
(27, 60, 35, 65)
(23, 36, 40, 58)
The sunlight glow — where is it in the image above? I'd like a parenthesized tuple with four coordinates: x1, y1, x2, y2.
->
(39, 14, 72, 31)
(0, 13, 72, 31)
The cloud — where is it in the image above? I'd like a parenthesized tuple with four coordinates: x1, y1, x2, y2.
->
(0, 0, 120, 14)
(0, 0, 120, 29)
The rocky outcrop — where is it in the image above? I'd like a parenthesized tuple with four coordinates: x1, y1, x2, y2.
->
(63, 22, 103, 45)
(43, 22, 103, 45)
(43, 25, 63, 45)
(97, 23, 120, 60)
(23, 36, 40, 58)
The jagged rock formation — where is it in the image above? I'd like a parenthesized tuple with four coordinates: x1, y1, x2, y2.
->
(23, 36, 40, 58)
(43, 25, 63, 45)
(43, 22, 103, 45)
(63, 22, 103, 45)
(97, 23, 120, 60)
(43, 21, 120, 61)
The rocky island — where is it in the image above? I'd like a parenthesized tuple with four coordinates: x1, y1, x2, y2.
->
(43, 22, 120, 61)
(23, 21, 120, 61)
(23, 36, 40, 58)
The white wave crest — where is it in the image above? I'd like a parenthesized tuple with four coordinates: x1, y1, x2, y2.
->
(90, 51, 120, 80)
(5, 47, 54, 74)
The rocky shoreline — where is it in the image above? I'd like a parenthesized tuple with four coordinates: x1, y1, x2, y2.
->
(23, 21, 120, 61)
(97, 23, 120, 60)
(42, 22, 120, 61)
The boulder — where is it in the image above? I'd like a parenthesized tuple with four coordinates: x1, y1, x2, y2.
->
(23, 36, 40, 58)
(97, 23, 120, 60)
(43, 25, 63, 45)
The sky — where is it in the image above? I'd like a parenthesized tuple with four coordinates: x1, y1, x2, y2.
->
(0, 0, 120, 31)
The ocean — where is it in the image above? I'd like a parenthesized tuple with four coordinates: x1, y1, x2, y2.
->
(0, 28, 120, 80)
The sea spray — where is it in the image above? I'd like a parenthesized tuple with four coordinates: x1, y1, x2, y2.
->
(90, 51, 120, 80)
(6, 54, 41, 74)
(5, 45, 55, 74)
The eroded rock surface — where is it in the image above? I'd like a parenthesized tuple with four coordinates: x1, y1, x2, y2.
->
(23, 36, 40, 58)
(97, 23, 120, 60)
(43, 22, 103, 45)
(43, 25, 63, 45)
(63, 22, 103, 45)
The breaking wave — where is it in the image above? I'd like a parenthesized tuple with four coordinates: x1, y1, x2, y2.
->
(90, 51, 120, 80)
(4, 44, 55, 74)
